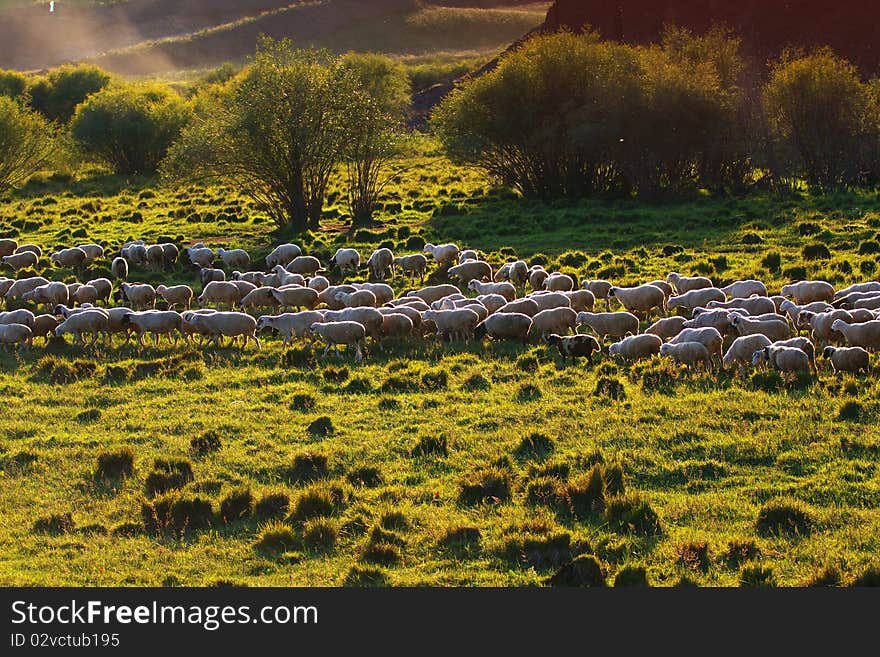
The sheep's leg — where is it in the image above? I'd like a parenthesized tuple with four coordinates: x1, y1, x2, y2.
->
(252, 334, 261, 350)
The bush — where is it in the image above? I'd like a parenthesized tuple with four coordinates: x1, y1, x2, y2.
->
(219, 487, 254, 523)
(71, 82, 191, 175)
(95, 448, 135, 480)
(0, 69, 27, 99)
(28, 64, 111, 123)
(756, 498, 813, 537)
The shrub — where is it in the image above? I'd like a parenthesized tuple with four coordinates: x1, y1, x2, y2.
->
(219, 487, 254, 523)
(411, 434, 448, 458)
(254, 521, 298, 554)
(613, 565, 649, 587)
(71, 82, 191, 175)
(739, 564, 777, 587)
(190, 431, 222, 454)
(28, 64, 111, 122)
(458, 466, 512, 505)
(95, 448, 135, 480)
(33, 513, 74, 535)
(302, 518, 338, 551)
(604, 494, 662, 536)
(546, 554, 606, 587)
(144, 459, 194, 497)
(254, 492, 290, 520)
(756, 498, 813, 537)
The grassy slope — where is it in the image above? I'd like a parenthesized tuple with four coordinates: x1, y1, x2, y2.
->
(1, 151, 880, 586)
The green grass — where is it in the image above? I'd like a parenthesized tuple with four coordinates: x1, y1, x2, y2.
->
(1, 148, 880, 586)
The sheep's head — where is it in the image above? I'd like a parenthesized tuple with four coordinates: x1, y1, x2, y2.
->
(666, 272, 679, 285)
(659, 343, 672, 356)
(607, 288, 617, 299)
(609, 342, 621, 356)
(575, 312, 591, 325)
(796, 311, 814, 328)
(728, 314, 741, 326)
(830, 319, 846, 333)
(822, 346, 835, 359)
(751, 348, 769, 367)
(545, 333, 561, 346)
(467, 280, 479, 291)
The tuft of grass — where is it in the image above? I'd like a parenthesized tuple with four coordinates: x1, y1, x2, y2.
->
(95, 448, 135, 481)
(290, 393, 317, 412)
(756, 498, 813, 537)
(604, 494, 662, 536)
(343, 565, 389, 587)
(546, 554, 606, 587)
(803, 565, 841, 587)
(515, 382, 541, 402)
(676, 540, 710, 572)
(379, 509, 409, 532)
(346, 465, 384, 488)
(836, 400, 866, 422)
(302, 518, 338, 551)
(219, 487, 254, 523)
(254, 521, 298, 554)
(361, 541, 402, 566)
(461, 373, 490, 391)
(722, 538, 761, 569)
(190, 431, 222, 454)
(33, 513, 74, 535)
(513, 432, 555, 461)
(290, 484, 348, 522)
(411, 434, 448, 458)
(438, 525, 481, 553)
(458, 466, 512, 505)
(144, 458, 194, 497)
(594, 376, 626, 400)
(739, 564, 777, 587)
(613, 565, 649, 587)
(848, 565, 880, 587)
(306, 416, 335, 437)
(282, 452, 329, 484)
(254, 492, 290, 520)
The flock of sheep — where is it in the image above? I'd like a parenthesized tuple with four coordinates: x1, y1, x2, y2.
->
(2, 235, 880, 378)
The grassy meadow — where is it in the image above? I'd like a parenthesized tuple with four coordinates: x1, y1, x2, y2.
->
(1, 146, 880, 587)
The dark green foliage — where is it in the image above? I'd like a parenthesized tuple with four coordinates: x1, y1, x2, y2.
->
(28, 64, 111, 123)
(379, 510, 409, 531)
(302, 518, 337, 551)
(849, 566, 880, 587)
(323, 366, 349, 383)
(35, 357, 97, 384)
(837, 400, 866, 422)
(290, 393, 317, 411)
(756, 499, 813, 537)
(515, 383, 541, 402)
(802, 243, 831, 260)
(513, 432, 555, 461)
(461, 373, 490, 391)
(722, 538, 761, 568)
(306, 416, 335, 437)
(361, 541, 402, 565)
(95, 448, 134, 480)
(254, 492, 290, 520)
(219, 487, 254, 523)
(282, 452, 329, 484)
(420, 368, 448, 390)
(346, 465, 384, 488)
(761, 251, 782, 271)
(33, 513, 74, 535)
(594, 376, 626, 400)
(458, 466, 512, 505)
(742, 232, 763, 245)
(546, 554, 606, 587)
(144, 459, 194, 497)
(411, 434, 448, 458)
(613, 565, 649, 587)
(858, 240, 880, 254)
(739, 564, 777, 587)
(75, 409, 101, 423)
(190, 431, 221, 454)
(142, 494, 213, 534)
(676, 540, 710, 572)
(604, 495, 662, 536)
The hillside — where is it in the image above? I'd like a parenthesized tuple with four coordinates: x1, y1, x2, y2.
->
(0, 0, 550, 74)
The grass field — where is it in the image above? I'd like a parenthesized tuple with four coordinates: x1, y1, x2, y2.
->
(1, 147, 880, 587)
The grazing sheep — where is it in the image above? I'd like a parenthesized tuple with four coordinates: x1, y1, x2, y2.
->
(330, 248, 361, 276)
(707, 295, 776, 316)
(751, 346, 811, 374)
(160, 243, 179, 270)
(229, 280, 258, 299)
(526, 291, 571, 312)
(335, 289, 377, 308)
(122, 310, 184, 347)
(848, 308, 876, 323)
(772, 337, 818, 374)
(120, 242, 147, 267)
(51, 247, 89, 270)
(728, 314, 791, 342)
(2, 251, 39, 272)
(546, 333, 601, 364)
(781, 280, 835, 305)
(187, 312, 260, 349)
(0, 239, 16, 258)
(0, 323, 32, 349)
(529, 267, 550, 292)
(831, 291, 880, 309)
(352, 283, 394, 306)
(473, 312, 532, 343)
(199, 267, 226, 289)
(86, 278, 112, 305)
(723, 334, 772, 372)
(530, 307, 578, 340)
(494, 261, 529, 289)
(467, 279, 516, 302)
(307, 275, 331, 292)
(667, 288, 726, 315)
(429, 293, 466, 310)
(378, 305, 422, 333)
(216, 248, 251, 271)
(497, 298, 540, 317)
(31, 314, 59, 343)
(15, 244, 41, 258)
(422, 308, 481, 342)
(830, 319, 880, 351)
(198, 281, 241, 310)
(660, 341, 713, 372)
(367, 248, 394, 281)
(185, 245, 215, 269)
(423, 243, 460, 266)
(575, 311, 639, 344)
(721, 280, 767, 299)
(609, 334, 663, 362)
(271, 286, 319, 311)
(74, 285, 100, 306)
(257, 311, 325, 345)
(607, 284, 665, 320)
(853, 296, 880, 311)
(822, 346, 870, 375)
(111, 257, 129, 281)
(392, 254, 428, 283)
(564, 289, 596, 313)
(145, 244, 164, 271)
(310, 321, 367, 362)
(438, 298, 488, 321)
(118, 283, 156, 310)
(318, 285, 357, 310)
(156, 285, 194, 310)
(0, 277, 13, 299)
(329, 307, 384, 348)
(0, 309, 36, 329)
(646, 279, 674, 299)
(286, 255, 323, 277)
(458, 249, 479, 263)
(54, 309, 109, 346)
(542, 273, 575, 292)
(22, 282, 68, 307)
(77, 244, 104, 263)
(796, 309, 853, 347)
(269, 266, 306, 287)
(449, 260, 492, 286)
(475, 294, 508, 314)
(684, 309, 740, 335)
(232, 270, 265, 286)
(581, 280, 613, 309)
(646, 316, 688, 341)
(666, 272, 714, 294)
(4, 277, 49, 302)
(239, 287, 280, 313)
(780, 299, 833, 329)
(380, 313, 415, 339)
(266, 244, 302, 269)
(834, 282, 880, 300)
(407, 284, 461, 305)
(669, 327, 724, 364)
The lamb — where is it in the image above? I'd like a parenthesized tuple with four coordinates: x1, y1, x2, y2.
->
(310, 321, 367, 362)
(4, 277, 49, 302)
(257, 311, 325, 345)
(646, 316, 688, 340)
(476, 294, 508, 314)
(660, 341, 713, 372)
(77, 244, 104, 263)
(286, 255, 323, 276)
(380, 313, 415, 339)
(834, 282, 880, 300)
(239, 287, 280, 313)
(0, 323, 32, 349)
(54, 309, 109, 346)
(771, 337, 818, 374)
(145, 244, 165, 271)
(830, 319, 880, 351)
(526, 291, 571, 312)
(669, 327, 724, 363)
(751, 345, 811, 374)
(822, 346, 870, 375)
(707, 295, 776, 316)
(199, 267, 226, 289)
(318, 285, 357, 310)
(666, 272, 714, 294)
(86, 278, 113, 304)
(186, 312, 260, 349)
(564, 290, 596, 313)
(2, 251, 39, 272)
(156, 285, 194, 310)
(667, 288, 726, 315)
(497, 298, 540, 317)
(429, 293, 465, 309)
(266, 244, 302, 269)
(229, 280, 258, 299)
(122, 310, 184, 347)
(22, 282, 68, 307)
(575, 311, 639, 343)
(458, 249, 479, 263)
(542, 273, 575, 292)
(367, 248, 394, 281)
(73, 285, 100, 306)
(494, 261, 529, 288)
(271, 286, 319, 311)
(581, 280, 613, 309)
(529, 267, 549, 292)
(198, 281, 240, 310)
(473, 312, 532, 343)
(796, 309, 852, 347)
(217, 248, 251, 271)
(0, 239, 16, 258)
(781, 280, 835, 304)
(378, 305, 422, 333)
(530, 307, 578, 340)
(722, 334, 772, 371)
(184, 245, 214, 269)
(232, 270, 265, 286)
(609, 334, 663, 362)
(728, 314, 791, 342)
(423, 243, 460, 265)
(31, 314, 59, 343)
(118, 283, 156, 310)
(307, 276, 330, 292)
(407, 284, 461, 305)
(422, 308, 481, 342)
(352, 283, 394, 306)
(607, 284, 665, 320)
(335, 289, 377, 308)
(111, 257, 128, 281)
(392, 254, 428, 283)
(546, 333, 601, 364)
(0, 309, 36, 329)
(467, 280, 516, 301)
(330, 248, 361, 275)
(448, 260, 492, 286)
(721, 280, 767, 299)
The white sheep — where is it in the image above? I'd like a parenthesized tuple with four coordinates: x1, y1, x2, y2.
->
(575, 311, 639, 344)
(423, 243, 460, 265)
(187, 312, 260, 349)
(308, 275, 331, 292)
(669, 327, 724, 363)
(199, 267, 226, 289)
(0, 309, 36, 329)
(367, 248, 394, 281)
(118, 283, 156, 310)
(86, 278, 113, 304)
(542, 273, 575, 292)
(667, 288, 726, 315)
(494, 261, 529, 288)
(156, 285, 194, 310)
(239, 287, 280, 313)
(0, 239, 17, 258)
(2, 251, 39, 272)
(609, 334, 663, 361)
(707, 295, 776, 316)
(834, 282, 880, 300)
(722, 334, 772, 371)
(77, 244, 104, 263)
(467, 280, 516, 302)
(378, 306, 422, 334)
(448, 260, 492, 286)
(318, 285, 357, 310)
(473, 312, 532, 343)
(22, 282, 68, 307)
(564, 290, 596, 313)
(380, 313, 415, 339)
(646, 316, 688, 340)
(721, 280, 767, 299)
(526, 291, 571, 312)
(607, 284, 665, 320)
(50, 247, 87, 270)
(232, 270, 265, 286)
(530, 307, 578, 340)
(781, 280, 835, 304)
(822, 346, 870, 375)
(217, 247, 251, 271)
(55, 309, 109, 346)
(352, 283, 394, 305)
(529, 267, 549, 292)
(335, 289, 377, 308)
(771, 337, 817, 373)
(751, 345, 811, 374)
(422, 308, 481, 342)
(310, 321, 367, 362)
(331, 248, 361, 275)
(185, 245, 215, 269)
(271, 286, 319, 311)
(796, 309, 852, 347)
(497, 298, 540, 317)
(660, 341, 713, 372)
(257, 311, 325, 345)
(407, 284, 461, 305)
(458, 249, 479, 263)
(229, 280, 258, 299)
(475, 294, 508, 314)
(123, 310, 184, 347)
(728, 314, 791, 342)
(830, 319, 880, 351)
(666, 272, 714, 294)
(74, 285, 100, 306)
(266, 244, 302, 269)
(198, 281, 240, 310)
(0, 323, 32, 349)
(392, 254, 428, 283)
(31, 314, 59, 343)
(286, 255, 323, 276)
(4, 277, 49, 302)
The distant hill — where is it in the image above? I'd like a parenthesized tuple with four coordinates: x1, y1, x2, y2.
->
(0, 0, 550, 74)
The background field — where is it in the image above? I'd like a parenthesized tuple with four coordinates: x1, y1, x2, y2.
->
(1, 146, 880, 586)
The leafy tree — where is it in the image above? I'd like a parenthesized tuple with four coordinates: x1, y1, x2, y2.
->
(0, 70, 28, 100)
(28, 64, 111, 123)
(70, 83, 190, 176)
(0, 96, 57, 195)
